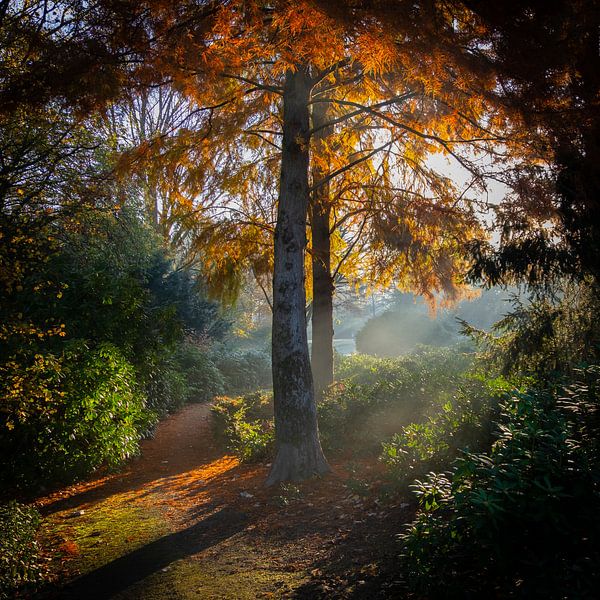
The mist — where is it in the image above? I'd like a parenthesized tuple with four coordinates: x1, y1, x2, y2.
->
(328, 287, 518, 357)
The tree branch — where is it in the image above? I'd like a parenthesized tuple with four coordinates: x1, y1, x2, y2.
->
(222, 73, 283, 95)
(311, 138, 396, 193)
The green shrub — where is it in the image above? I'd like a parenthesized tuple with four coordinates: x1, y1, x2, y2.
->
(401, 366, 600, 598)
(0, 501, 43, 599)
(354, 290, 510, 357)
(175, 343, 225, 402)
(211, 347, 272, 393)
(318, 347, 473, 453)
(211, 392, 274, 462)
(381, 375, 513, 490)
(211, 347, 474, 460)
(230, 418, 274, 463)
(318, 380, 417, 453)
(355, 308, 460, 356)
(336, 345, 472, 398)
(142, 356, 188, 422)
(0, 342, 153, 488)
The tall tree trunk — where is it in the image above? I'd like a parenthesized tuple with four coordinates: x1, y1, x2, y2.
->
(310, 101, 335, 400)
(267, 67, 330, 486)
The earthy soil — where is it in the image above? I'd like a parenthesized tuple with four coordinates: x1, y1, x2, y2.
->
(34, 403, 414, 599)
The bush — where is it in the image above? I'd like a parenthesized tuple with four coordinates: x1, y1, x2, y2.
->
(142, 355, 189, 422)
(318, 347, 473, 453)
(208, 347, 474, 459)
(336, 345, 472, 394)
(1, 208, 230, 491)
(211, 347, 272, 393)
(0, 501, 43, 599)
(0, 342, 153, 488)
(318, 380, 415, 453)
(400, 366, 600, 598)
(381, 375, 513, 490)
(354, 290, 511, 357)
(211, 392, 274, 462)
(174, 343, 225, 402)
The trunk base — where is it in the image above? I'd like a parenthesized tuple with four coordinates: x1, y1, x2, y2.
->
(265, 440, 330, 486)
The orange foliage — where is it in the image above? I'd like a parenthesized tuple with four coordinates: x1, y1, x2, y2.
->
(114, 0, 513, 304)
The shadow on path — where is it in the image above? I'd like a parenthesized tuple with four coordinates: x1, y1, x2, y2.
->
(59, 506, 249, 600)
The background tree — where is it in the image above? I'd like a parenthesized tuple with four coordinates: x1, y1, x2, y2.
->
(105, 87, 227, 257)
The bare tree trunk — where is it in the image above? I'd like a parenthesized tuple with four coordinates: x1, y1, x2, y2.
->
(267, 67, 330, 486)
(310, 101, 335, 401)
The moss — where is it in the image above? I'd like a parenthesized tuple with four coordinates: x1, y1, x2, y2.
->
(172, 564, 305, 599)
(109, 535, 308, 599)
(44, 496, 308, 599)
(45, 493, 169, 577)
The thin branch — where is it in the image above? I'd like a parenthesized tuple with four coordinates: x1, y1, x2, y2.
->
(254, 269, 273, 312)
(311, 138, 396, 193)
(332, 229, 368, 281)
(222, 73, 283, 95)
(312, 96, 501, 176)
(311, 58, 352, 86)
(243, 130, 282, 150)
(309, 93, 417, 136)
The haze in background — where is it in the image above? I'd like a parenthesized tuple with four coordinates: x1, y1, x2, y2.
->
(326, 287, 516, 357)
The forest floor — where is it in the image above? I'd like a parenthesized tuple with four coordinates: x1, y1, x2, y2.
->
(34, 403, 414, 599)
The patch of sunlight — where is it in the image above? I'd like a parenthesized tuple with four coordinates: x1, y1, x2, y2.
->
(37, 473, 123, 508)
(127, 455, 240, 500)
(45, 495, 169, 576)
(167, 455, 240, 487)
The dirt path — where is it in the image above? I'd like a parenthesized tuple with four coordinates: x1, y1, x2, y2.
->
(36, 403, 412, 599)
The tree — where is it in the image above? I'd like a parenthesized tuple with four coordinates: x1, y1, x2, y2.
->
(339, 0, 600, 287)
(304, 82, 491, 397)
(131, 0, 343, 482)
(112, 0, 507, 482)
(150, 4, 497, 391)
(0, 0, 148, 118)
(268, 66, 330, 482)
(105, 87, 225, 256)
(309, 101, 336, 400)
(462, 0, 600, 285)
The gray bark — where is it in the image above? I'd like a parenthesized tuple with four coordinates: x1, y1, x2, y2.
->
(310, 101, 335, 401)
(267, 67, 330, 486)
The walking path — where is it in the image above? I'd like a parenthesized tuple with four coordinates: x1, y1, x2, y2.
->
(36, 403, 410, 599)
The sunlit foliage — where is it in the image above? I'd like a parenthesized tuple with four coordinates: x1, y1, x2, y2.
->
(107, 0, 509, 308)
(211, 346, 472, 459)
(0, 501, 44, 599)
